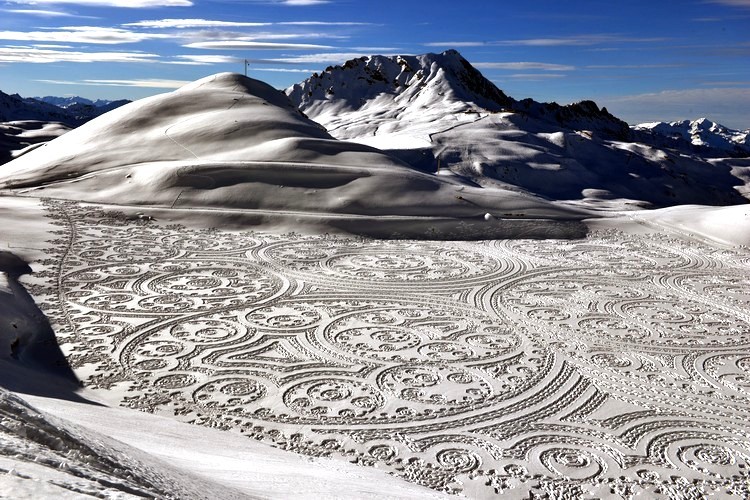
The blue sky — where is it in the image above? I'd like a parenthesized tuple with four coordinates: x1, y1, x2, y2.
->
(1, 0, 749, 128)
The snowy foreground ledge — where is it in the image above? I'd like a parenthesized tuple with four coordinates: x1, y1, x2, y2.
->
(1, 197, 749, 498)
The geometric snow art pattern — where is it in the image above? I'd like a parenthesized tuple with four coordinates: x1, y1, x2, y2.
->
(31, 200, 750, 498)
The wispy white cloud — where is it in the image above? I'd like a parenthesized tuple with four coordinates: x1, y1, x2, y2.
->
(183, 40, 334, 50)
(3, 8, 95, 17)
(349, 46, 400, 52)
(585, 64, 688, 69)
(474, 62, 574, 71)
(496, 35, 669, 47)
(426, 35, 669, 48)
(172, 54, 239, 64)
(0, 46, 158, 63)
(282, 0, 330, 5)
(251, 67, 320, 73)
(37, 78, 188, 88)
(279, 21, 372, 26)
(706, 0, 750, 7)
(33, 43, 75, 48)
(602, 87, 750, 129)
(7, 0, 192, 7)
(267, 52, 367, 64)
(0, 26, 168, 44)
(700, 80, 750, 86)
(124, 19, 271, 29)
(506, 74, 567, 80)
(423, 42, 486, 48)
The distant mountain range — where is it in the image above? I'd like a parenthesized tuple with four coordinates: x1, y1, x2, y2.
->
(1, 90, 130, 126)
(633, 118, 750, 157)
(34, 95, 121, 109)
(0, 90, 130, 162)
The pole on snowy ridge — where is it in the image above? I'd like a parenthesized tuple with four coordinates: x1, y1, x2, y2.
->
(244, 59, 249, 77)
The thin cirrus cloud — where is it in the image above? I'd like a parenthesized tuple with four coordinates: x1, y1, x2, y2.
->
(473, 62, 574, 71)
(425, 35, 669, 48)
(706, 0, 750, 6)
(221, 0, 330, 4)
(184, 40, 334, 50)
(36, 78, 190, 88)
(281, 0, 330, 5)
(6, 0, 193, 7)
(0, 46, 159, 63)
(171, 54, 240, 65)
(585, 64, 688, 69)
(251, 67, 322, 73)
(602, 87, 750, 129)
(124, 19, 272, 29)
(122, 19, 372, 29)
(267, 52, 369, 64)
(500, 35, 669, 46)
(0, 26, 168, 44)
(506, 74, 566, 79)
(279, 21, 372, 26)
(3, 8, 95, 17)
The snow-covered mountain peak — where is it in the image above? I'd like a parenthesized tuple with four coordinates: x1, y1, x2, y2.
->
(287, 50, 511, 113)
(286, 50, 513, 143)
(35, 96, 115, 109)
(634, 117, 750, 155)
(287, 50, 635, 145)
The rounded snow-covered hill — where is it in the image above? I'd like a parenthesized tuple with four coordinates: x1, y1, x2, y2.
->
(0, 73, 586, 237)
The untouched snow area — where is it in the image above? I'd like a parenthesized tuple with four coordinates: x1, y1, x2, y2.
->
(0, 63, 749, 498)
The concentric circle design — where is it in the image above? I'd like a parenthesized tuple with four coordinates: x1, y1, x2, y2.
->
(494, 272, 750, 350)
(262, 239, 511, 287)
(377, 364, 492, 408)
(40, 200, 750, 498)
(193, 378, 268, 411)
(283, 379, 385, 420)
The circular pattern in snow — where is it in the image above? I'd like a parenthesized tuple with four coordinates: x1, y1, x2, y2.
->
(39, 200, 750, 498)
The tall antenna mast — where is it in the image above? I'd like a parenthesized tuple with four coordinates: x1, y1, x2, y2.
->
(244, 59, 249, 77)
